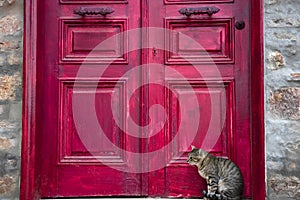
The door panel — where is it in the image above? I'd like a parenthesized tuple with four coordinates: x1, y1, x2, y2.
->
(60, 18, 128, 64)
(60, 0, 128, 4)
(167, 80, 233, 164)
(163, 80, 234, 197)
(166, 18, 233, 64)
(164, 0, 233, 4)
(59, 80, 127, 165)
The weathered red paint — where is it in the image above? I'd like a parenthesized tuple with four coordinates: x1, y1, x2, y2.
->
(250, 0, 266, 199)
(21, 0, 265, 199)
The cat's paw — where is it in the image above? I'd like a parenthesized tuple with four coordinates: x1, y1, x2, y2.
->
(202, 190, 220, 200)
(202, 190, 209, 200)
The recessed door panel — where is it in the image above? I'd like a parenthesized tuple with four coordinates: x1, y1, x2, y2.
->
(166, 18, 233, 64)
(164, 0, 233, 4)
(59, 80, 126, 165)
(60, 0, 128, 4)
(60, 19, 128, 64)
(167, 80, 234, 165)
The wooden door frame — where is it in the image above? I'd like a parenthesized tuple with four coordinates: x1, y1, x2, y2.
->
(20, 0, 265, 199)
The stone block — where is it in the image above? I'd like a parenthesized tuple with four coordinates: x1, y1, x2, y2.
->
(290, 73, 300, 82)
(273, 32, 297, 42)
(0, 104, 10, 119)
(7, 53, 21, 66)
(0, 72, 21, 101)
(0, 151, 19, 174)
(0, 136, 14, 150)
(0, 54, 6, 66)
(0, 120, 18, 134)
(0, 16, 21, 36)
(8, 103, 21, 121)
(268, 174, 300, 199)
(267, 17, 300, 28)
(3, 153, 18, 173)
(265, 0, 277, 5)
(268, 51, 284, 70)
(265, 0, 300, 14)
(0, 41, 20, 52)
(267, 160, 284, 171)
(265, 120, 300, 158)
(268, 87, 300, 120)
(264, 28, 299, 59)
(0, 0, 15, 7)
(6, 0, 15, 4)
(0, 175, 17, 195)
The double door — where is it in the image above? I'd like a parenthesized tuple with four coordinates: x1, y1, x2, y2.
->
(35, 0, 251, 198)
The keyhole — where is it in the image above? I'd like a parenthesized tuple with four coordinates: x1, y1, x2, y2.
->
(235, 21, 245, 30)
(153, 47, 157, 56)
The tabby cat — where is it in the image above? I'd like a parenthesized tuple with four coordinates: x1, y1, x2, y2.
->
(187, 146, 244, 200)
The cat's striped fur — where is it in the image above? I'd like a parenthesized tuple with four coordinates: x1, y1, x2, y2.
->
(187, 146, 244, 200)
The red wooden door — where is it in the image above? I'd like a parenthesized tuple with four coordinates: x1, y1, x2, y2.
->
(32, 0, 252, 198)
(36, 0, 145, 197)
(147, 0, 251, 198)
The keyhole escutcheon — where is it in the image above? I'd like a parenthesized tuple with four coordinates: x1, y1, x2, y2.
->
(235, 21, 246, 30)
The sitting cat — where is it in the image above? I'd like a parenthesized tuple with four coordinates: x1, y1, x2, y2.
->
(187, 146, 244, 200)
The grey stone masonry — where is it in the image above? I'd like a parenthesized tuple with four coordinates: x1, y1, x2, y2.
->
(265, 0, 300, 199)
(0, 0, 22, 199)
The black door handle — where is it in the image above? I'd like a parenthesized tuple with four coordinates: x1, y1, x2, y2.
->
(179, 6, 220, 17)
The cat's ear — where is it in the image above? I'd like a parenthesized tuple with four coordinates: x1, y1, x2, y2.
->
(199, 148, 208, 156)
(191, 145, 196, 150)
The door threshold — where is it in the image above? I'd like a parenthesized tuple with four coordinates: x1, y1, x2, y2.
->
(42, 198, 251, 200)
(42, 198, 204, 200)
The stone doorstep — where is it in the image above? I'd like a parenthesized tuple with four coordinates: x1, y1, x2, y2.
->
(42, 198, 191, 200)
(42, 198, 252, 200)
(42, 197, 195, 200)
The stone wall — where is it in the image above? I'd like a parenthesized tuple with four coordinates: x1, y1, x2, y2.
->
(265, 0, 300, 199)
(0, 0, 299, 199)
(0, 0, 23, 199)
